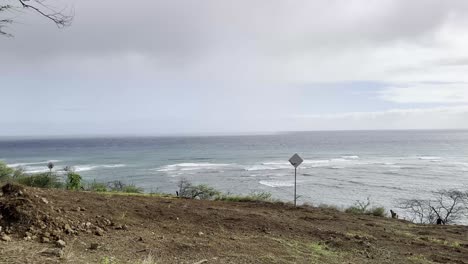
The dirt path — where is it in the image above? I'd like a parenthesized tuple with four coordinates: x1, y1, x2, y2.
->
(1, 186, 467, 263)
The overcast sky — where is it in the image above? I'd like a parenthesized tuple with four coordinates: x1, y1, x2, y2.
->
(1, 0, 468, 136)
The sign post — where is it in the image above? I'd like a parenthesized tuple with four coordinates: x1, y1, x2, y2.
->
(288, 153, 303, 207)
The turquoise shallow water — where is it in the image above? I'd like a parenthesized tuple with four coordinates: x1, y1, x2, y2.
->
(1, 130, 468, 212)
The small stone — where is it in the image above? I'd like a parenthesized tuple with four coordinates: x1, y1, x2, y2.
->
(89, 243, 100, 250)
(43, 232, 51, 238)
(122, 224, 129, 231)
(41, 198, 49, 204)
(95, 227, 104, 236)
(197, 232, 204, 236)
(56, 240, 66, 248)
(40, 248, 63, 258)
(64, 224, 74, 234)
(41, 237, 50, 243)
(85, 222, 92, 229)
(1, 235, 11, 242)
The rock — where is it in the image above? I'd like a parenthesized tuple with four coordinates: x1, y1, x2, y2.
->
(197, 232, 204, 236)
(1, 235, 12, 242)
(193, 260, 208, 264)
(89, 243, 100, 250)
(43, 232, 51, 238)
(41, 237, 51, 243)
(85, 222, 92, 229)
(122, 224, 129, 231)
(56, 240, 66, 248)
(64, 224, 74, 234)
(40, 248, 63, 258)
(95, 227, 104, 236)
(41, 198, 49, 204)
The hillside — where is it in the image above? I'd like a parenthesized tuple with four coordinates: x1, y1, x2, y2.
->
(1, 184, 467, 264)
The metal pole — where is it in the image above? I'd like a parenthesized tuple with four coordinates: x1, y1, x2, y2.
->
(294, 167, 297, 207)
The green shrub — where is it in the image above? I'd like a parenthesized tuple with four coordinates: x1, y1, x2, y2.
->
(177, 179, 220, 199)
(345, 198, 386, 217)
(0, 162, 14, 182)
(107, 180, 143, 193)
(87, 180, 108, 192)
(66, 172, 82, 190)
(215, 192, 273, 203)
(121, 184, 143, 193)
(15, 173, 63, 188)
(370, 207, 386, 217)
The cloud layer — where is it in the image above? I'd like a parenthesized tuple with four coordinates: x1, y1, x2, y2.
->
(1, 0, 468, 135)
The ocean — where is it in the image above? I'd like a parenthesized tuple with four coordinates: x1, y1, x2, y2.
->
(1, 130, 468, 211)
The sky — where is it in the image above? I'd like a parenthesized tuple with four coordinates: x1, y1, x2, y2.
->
(1, 0, 468, 136)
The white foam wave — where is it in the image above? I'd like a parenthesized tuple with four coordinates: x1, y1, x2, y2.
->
(259, 180, 294, 187)
(74, 164, 126, 172)
(7, 160, 62, 168)
(418, 156, 442, 160)
(341, 155, 360, 159)
(156, 163, 231, 172)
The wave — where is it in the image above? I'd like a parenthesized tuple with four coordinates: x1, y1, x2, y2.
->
(259, 180, 294, 187)
(156, 162, 231, 172)
(341, 155, 360, 159)
(7, 160, 62, 168)
(74, 164, 126, 172)
(418, 156, 442, 161)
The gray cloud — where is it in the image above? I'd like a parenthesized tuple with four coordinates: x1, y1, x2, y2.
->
(2, 0, 468, 135)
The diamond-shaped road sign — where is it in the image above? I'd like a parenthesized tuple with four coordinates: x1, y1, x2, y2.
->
(289, 153, 303, 168)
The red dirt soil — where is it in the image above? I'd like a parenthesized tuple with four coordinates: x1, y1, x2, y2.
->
(1, 185, 468, 264)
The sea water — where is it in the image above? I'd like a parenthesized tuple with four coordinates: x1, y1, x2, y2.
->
(1, 130, 468, 211)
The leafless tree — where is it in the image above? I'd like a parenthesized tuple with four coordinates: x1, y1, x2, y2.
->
(399, 189, 468, 224)
(1, 0, 73, 36)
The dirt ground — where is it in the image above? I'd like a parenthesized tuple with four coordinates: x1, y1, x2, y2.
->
(1, 185, 468, 264)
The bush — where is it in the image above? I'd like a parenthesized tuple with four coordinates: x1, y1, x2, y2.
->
(177, 179, 220, 200)
(345, 198, 386, 217)
(370, 207, 386, 217)
(107, 180, 143, 193)
(216, 192, 273, 203)
(66, 172, 82, 190)
(15, 173, 63, 188)
(121, 184, 144, 193)
(0, 162, 14, 182)
(87, 180, 108, 192)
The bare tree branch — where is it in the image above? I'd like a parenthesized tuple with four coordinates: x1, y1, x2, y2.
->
(0, 0, 73, 36)
(399, 189, 468, 225)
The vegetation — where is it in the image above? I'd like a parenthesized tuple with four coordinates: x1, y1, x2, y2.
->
(0, 161, 14, 182)
(107, 180, 143, 193)
(177, 178, 220, 199)
(345, 197, 386, 217)
(86, 180, 108, 192)
(215, 191, 274, 203)
(399, 189, 468, 224)
(15, 173, 64, 189)
(1, 0, 73, 37)
(66, 172, 83, 190)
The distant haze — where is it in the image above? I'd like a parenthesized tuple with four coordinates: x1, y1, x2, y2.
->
(1, 0, 468, 136)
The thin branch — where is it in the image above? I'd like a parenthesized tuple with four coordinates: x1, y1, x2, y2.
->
(16, 0, 73, 27)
